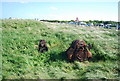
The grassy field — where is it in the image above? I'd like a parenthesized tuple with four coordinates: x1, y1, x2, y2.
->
(1, 19, 119, 80)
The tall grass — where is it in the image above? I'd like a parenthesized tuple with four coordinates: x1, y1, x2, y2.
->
(1, 19, 119, 79)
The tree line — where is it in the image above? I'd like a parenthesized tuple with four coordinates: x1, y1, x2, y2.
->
(40, 19, 119, 25)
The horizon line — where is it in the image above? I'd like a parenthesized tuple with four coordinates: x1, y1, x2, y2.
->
(1, 18, 118, 22)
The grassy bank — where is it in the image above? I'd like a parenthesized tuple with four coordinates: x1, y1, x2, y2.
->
(1, 19, 119, 79)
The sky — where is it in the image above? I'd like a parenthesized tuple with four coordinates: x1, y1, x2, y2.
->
(1, 0, 119, 21)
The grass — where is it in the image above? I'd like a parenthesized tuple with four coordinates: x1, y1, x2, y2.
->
(1, 19, 119, 80)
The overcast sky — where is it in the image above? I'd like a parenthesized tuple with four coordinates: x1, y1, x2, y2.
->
(1, 0, 119, 21)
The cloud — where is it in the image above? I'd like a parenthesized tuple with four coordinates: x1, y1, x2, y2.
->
(50, 7, 58, 10)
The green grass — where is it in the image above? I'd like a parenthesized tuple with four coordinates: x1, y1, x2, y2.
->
(1, 19, 119, 79)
